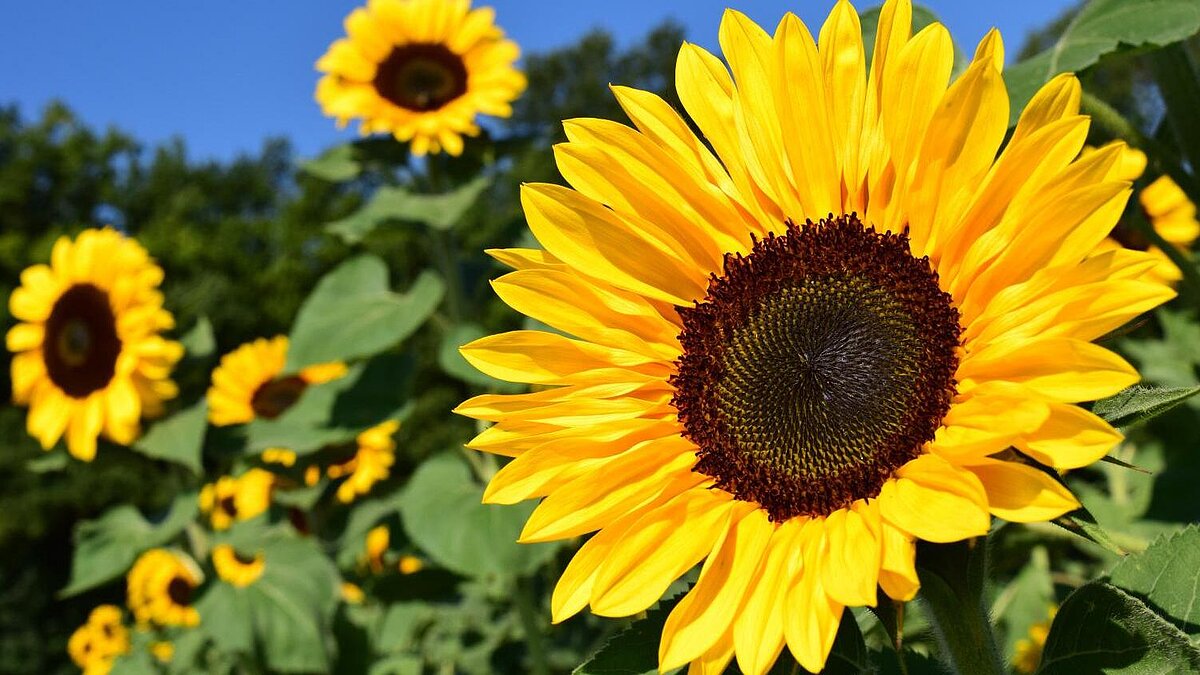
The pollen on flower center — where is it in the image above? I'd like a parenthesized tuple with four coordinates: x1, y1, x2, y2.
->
(374, 43, 469, 112)
(43, 283, 122, 398)
(671, 215, 962, 521)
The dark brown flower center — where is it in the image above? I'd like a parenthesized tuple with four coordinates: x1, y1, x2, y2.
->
(250, 376, 307, 419)
(374, 43, 468, 112)
(166, 576, 193, 606)
(44, 284, 121, 398)
(232, 549, 259, 566)
(672, 215, 962, 521)
(218, 495, 238, 517)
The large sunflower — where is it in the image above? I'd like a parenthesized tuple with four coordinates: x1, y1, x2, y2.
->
(315, 0, 526, 156)
(206, 336, 345, 426)
(1093, 145, 1200, 285)
(456, 2, 1175, 673)
(126, 549, 201, 628)
(7, 228, 183, 461)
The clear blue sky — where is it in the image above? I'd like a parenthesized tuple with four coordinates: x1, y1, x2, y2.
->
(0, 1, 1076, 162)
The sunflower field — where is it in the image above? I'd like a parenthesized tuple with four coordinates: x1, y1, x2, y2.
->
(4, 0, 1200, 673)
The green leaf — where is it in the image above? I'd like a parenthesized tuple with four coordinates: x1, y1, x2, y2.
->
(61, 492, 198, 597)
(1149, 43, 1200, 176)
(376, 602, 435, 653)
(132, 400, 207, 473)
(1110, 525, 1200, 638)
(1092, 385, 1200, 429)
(1052, 507, 1128, 556)
(1005, 0, 1200, 126)
(326, 176, 491, 244)
(1122, 310, 1200, 388)
(996, 546, 1056, 659)
(368, 654, 423, 675)
(179, 316, 215, 360)
(246, 356, 413, 454)
(302, 144, 361, 182)
(398, 453, 559, 580)
(285, 255, 444, 372)
(109, 650, 160, 675)
(820, 612, 872, 674)
(25, 450, 69, 473)
(860, 4, 967, 76)
(337, 496, 400, 569)
(1037, 582, 1200, 674)
(573, 594, 682, 675)
(197, 532, 340, 673)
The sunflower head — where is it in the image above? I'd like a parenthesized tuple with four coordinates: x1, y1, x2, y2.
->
(198, 468, 275, 530)
(315, 0, 526, 156)
(364, 524, 390, 573)
(1014, 605, 1058, 673)
(7, 228, 183, 461)
(67, 605, 130, 672)
(328, 420, 400, 503)
(126, 549, 201, 628)
(399, 555, 424, 575)
(457, 0, 1175, 671)
(206, 335, 346, 426)
(212, 544, 266, 588)
(149, 641, 174, 664)
(341, 582, 366, 605)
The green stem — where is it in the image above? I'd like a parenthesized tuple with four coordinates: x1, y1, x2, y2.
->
(916, 539, 1005, 675)
(514, 577, 550, 675)
(424, 155, 468, 322)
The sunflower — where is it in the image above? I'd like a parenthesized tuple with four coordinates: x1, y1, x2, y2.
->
(198, 468, 275, 530)
(328, 420, 400, 503)
(1093, 145, 1200, 285)
(364, 525, 390, 573)
(1013, 605, 1057, 674)
(212, 544, 266, 588)
(68, 605, 130, 675)
(456, 2, 1175, 672)
(149, 641, 174, 665)
(7, 228, 183, 461)
(206, 336, 346, 426)
(127, 549, 201, 627)
(315, 0, 526, 156)
(341, 582, 366, 605)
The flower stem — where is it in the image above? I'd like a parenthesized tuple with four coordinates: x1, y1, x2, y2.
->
(916, 539, 1006, 675)
(514, 576, 550, 675)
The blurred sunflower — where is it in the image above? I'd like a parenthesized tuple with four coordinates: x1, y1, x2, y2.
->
(364, 525, 390, 573)
(212, 544, 266, 588)
(1014, 606, 1057, 674)
(149, 641, 174, 665)
(341, 582, 366, 604)
(206, 335, 345, 426)
(328, 420, 400, 503)
(198, 468, 275, 530)
(7, 228, 183, 461)
(127, 549, 201, 627)
(315, 0, 526, 156)
(456, 1, 1175, 672)
(1093, 145, 1199, 285)
(67, 605, 130, 675)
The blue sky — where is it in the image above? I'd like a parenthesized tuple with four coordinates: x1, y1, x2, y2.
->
(0, 1, 1077, 162)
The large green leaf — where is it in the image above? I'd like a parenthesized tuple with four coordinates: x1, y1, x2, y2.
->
(327, 176, 491, 244)
(1037, 582, 1200, 674)
(131, 400, 207, 473)
(301, 144, 362, 182)
(1110, 525, 1200, 638)
(197, 531, 340, 673)
(397, 453, 559, 580)
(61, 492, 198, 597)
(573, 595, 681, 675)
(1004, 0, 1200, 126)
(1093, 385, 1200, 429)
(438, 322, 519, 391)
(179, 315, 215, 360)
(246, 356, 413, 454)
(286, 255, 443, 371)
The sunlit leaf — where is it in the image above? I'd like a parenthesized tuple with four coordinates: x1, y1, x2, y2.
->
(1093, 384, 1200, 429)
(326, 176, 491, 243)
(301, 144, 361, 182)
(1110, 525, 1200, 638)
(131, 400, 207, 473)
(179, 316, 215, 360)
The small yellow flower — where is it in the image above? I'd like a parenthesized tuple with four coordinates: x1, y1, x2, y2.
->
(7, 228, 183, 461)
(364, 525, 390, 573)
(329, 420, 400, 503)
(399, 555, 424, 575)
(261, 447, 297, 467)
(315, 0, 526, 156)
(198, 468, 275, 530)
(149, 641, 174, 664)
(212, 544, 266, 588)
(126, 549, 201, 627)
(207, 335, 346, 426)
(341, 582, 366, 605)
(304, 465, 322, 486)
(1014, 606, 1057, 673)
(68, 605, 130, 674)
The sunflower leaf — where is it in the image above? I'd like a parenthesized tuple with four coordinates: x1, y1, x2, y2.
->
(326, 176, 491, 243)
(60, 491, 198, 597)
(1109, 525, 1200, 638)
(131, 399, 207, 474)
(179, 315, 215, 360)
(1004, 0, 1200, 127)
(573, 594, 683, 675)
(285, 255, 443, 371)
(1091, 384, 1200, 429)
(1036, 582, 1200, 674)
(438, 322, 520, 391)
(1052, 508, 1127, 556)
(301, 144, 361, 183)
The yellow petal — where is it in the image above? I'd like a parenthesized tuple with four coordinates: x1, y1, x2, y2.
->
(820, 501, 881, 607)
(1017, 402, 1122, 470)
(959, 337, 1138, 403)
(878, 454, 990, 543)
(66, 394, 104, 461)
(6, 323, 44, 352)
(967, 458, 1080, 522)
(878, 523, 919, 601)
(783, 520, 844, 673)
(459, 330, 665, 386)
(550, 508, 643, 623)
(733, 521, 798, 675)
